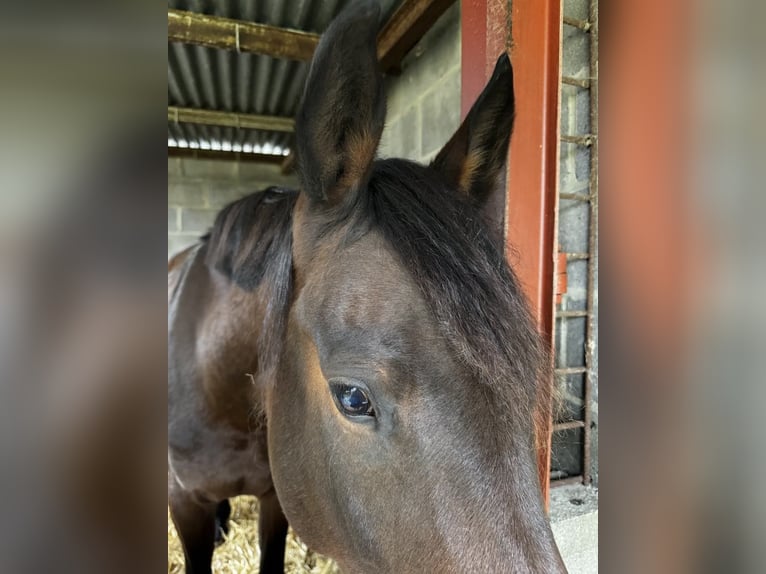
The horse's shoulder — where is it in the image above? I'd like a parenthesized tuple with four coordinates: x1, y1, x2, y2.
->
(168, 243, 203, 303)
(169, 244, 197, 273)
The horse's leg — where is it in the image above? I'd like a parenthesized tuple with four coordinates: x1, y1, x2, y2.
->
(169, 486, 217, 574)
(214, 499, 231, 545)
(257, 490, 289, 574)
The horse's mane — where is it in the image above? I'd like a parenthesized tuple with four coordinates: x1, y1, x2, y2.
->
(362, 159, 550, 439)
(203, 186, 298, 291)
(202, 186, 298, 382)
(201, 170, 549, 441)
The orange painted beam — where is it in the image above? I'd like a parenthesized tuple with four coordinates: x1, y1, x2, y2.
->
(461, 0, 561, 506)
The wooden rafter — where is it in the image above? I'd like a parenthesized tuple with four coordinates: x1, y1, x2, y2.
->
(168, 106, 294, 133)
(168, 147, 286, 164)
(169, 1, 457, 72)
(168, 9, 319, 61)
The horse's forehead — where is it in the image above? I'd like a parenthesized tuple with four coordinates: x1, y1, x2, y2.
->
(297, 230, 456, 386)
(304, 231, 428, 328)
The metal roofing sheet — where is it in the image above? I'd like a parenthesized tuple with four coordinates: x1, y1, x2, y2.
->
(168, 0, 402, 155)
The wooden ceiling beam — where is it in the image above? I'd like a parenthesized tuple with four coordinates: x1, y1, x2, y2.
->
(168, 9, 319, 61)
(170, 2, 457, 73)
(168, 147, 286, 164)
(168, 106, 294, 133)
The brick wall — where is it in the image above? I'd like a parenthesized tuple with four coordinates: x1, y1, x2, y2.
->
(378, 4, 461, 164)
(554, 0, 598, 486)
(167, 157, 297, 256)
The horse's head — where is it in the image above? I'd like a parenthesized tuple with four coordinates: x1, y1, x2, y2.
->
(265, 1, 566, 571)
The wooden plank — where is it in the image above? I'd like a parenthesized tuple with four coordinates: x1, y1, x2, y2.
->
(168, 106, 294, 133)
(168, 147, 285, 164)
(461, 0, 561, 507)
(168, 9, 319, 61)
(377, 0, 457, 73)
(169, 3, 457, 73)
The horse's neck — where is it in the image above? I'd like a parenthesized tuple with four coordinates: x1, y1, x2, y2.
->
(172, 244, 268, 428)
(200, 271, 266, 378)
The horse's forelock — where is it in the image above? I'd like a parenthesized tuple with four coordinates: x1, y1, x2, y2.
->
(357, 159, 549, 430)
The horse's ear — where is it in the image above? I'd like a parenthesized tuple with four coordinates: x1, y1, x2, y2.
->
(295, 0, 385, 206)
(431, 53, 515, 206)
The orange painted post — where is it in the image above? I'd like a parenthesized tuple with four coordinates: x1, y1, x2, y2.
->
(461, 0, 561, 506)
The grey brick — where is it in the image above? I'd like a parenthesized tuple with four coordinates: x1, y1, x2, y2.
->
(380, 111, 420, 161)
(562, 26, 590, 78)
(420, 69, 460, 158)
(378, 118, 395, 158)
(563, 316, 587, 367)
(168, 234, 199, 257)
(386, 75, 418, 119)
(238, 162, 297, 186)
(576, 88, 592, 136)
(382, 118, 401, 159)
(168, 207, 178, 232)
(551, 427, 584, 476)
(560, 88, 575, 134)
(400, 106, 421, 160)
(382, 2, 460, 163)
(206, 185, 254, 209)
(558, 198, 590, 253)
(554, 372, 585, 420)
(169, 182, 205, 207)
(181, 208, 218, 233)
(559, 147, 575, 192)
(563, 260, 588, 310)
(420, 148, 439, 165)
(168, 157, 182, 178)
(390, 4, 460, 112)
(564, 0, 590, 21)
(575, 146, 591, 182)
(181, 158, 238, 180)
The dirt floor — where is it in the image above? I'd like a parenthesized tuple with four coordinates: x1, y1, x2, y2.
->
(168, 496, 340, 574)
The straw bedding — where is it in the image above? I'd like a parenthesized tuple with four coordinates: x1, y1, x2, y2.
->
(168, 496, 340, 573)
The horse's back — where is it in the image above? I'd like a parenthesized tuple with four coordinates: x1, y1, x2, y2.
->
(168, 244, 199, 303)
(167, 238, 273, 501)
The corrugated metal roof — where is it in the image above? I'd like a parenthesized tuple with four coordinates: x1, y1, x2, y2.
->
(168, 0, 402, 156)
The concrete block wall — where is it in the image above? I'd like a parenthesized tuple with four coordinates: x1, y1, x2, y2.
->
(378, 3, 461, 164)
(553, 0, 598, 486)
(167, 157, 297, 257)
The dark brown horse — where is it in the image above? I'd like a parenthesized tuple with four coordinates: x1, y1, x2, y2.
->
(168, 1, 567, 572)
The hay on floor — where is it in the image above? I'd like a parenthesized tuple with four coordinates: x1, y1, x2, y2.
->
(168, 496, 340, 573)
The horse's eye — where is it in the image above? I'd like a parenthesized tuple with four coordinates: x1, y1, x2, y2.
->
(332, 384, 375, 418)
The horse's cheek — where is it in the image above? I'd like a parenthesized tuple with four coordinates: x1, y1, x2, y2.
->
(266, 345, 340, 555)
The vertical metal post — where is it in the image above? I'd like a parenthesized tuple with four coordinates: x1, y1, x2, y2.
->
(461, 0, 562, 505)
(581, 0, 599, 487)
